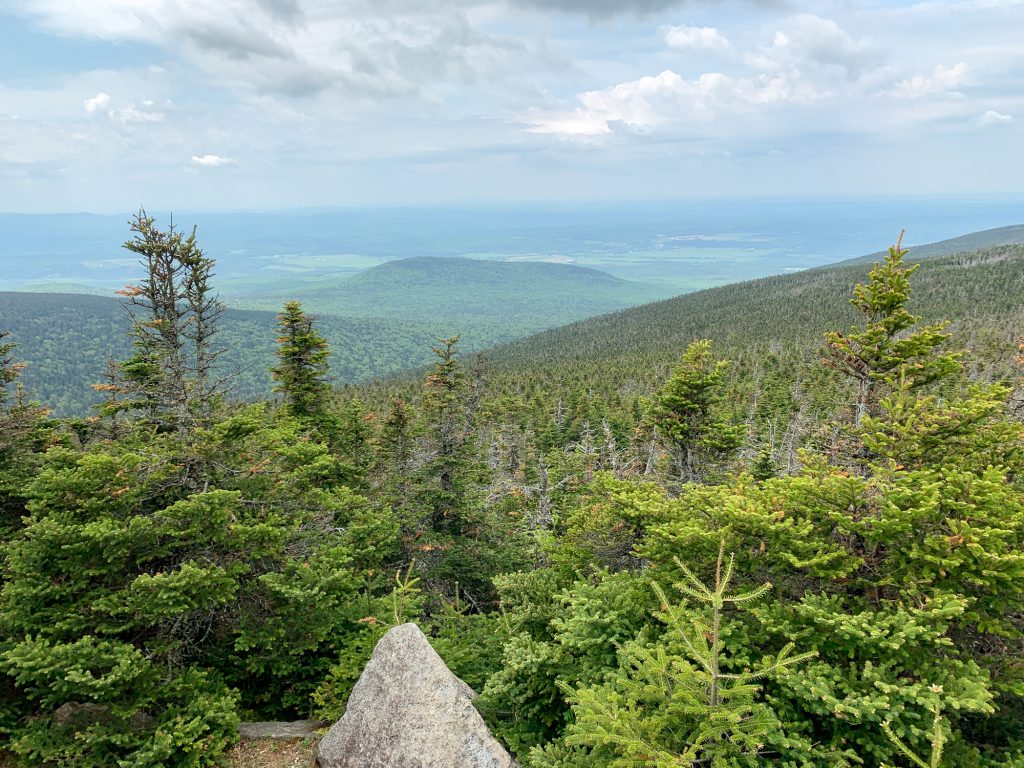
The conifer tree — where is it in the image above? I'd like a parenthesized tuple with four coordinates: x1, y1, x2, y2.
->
(421, 335, 472, 533)
(750, 444, 778, 481)
(114, 211, 228, 434)
(563, 542, 816, 767)
(0, 332, 49, 538)
(271, 300, 332, 420)
(0, 331, 22, 406)
(824, 231, 960, 424)
(374, 397, 415, 513)
(650, 339, 745, 483)
(635, 248, 1023, 764)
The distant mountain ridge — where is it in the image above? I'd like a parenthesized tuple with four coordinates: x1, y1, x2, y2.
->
(0, 292, 439, 415)
(7, 228, 1024, 416)
(467, 243, 1024, 410)
(234, 255, 665, 321)
(1, 257, 665, 415)
(838, 224, 1024, 265)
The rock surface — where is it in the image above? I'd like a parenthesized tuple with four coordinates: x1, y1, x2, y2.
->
(239, 720, 328, 740)
(316, 623, 517, 768)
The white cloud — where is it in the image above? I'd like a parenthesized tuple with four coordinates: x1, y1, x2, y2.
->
(973, 109, 1013, 126)
(5, 0, 1024, 209)
(891, 62, 969, 98)
(109, 104, 165, 123)
(745, 15, 876, 81)
(663, 25, 731, 53)
(527, 69, 806, 137)
(83, 92, 111, 112)
(191, 154, 237, 167)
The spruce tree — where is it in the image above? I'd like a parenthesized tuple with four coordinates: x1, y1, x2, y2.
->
(0, 406, 396, 766)
(0, 332, 49, 538)
(562, 542, 816, 767)
(824, 231, 960, 424)
(636, 248, 1024, 765)
(750, 444, 778, 481)
(114, 211, 228, 434)
(271, 300, 332, 421)
(650, 339, 745, 484)
(0, 331, 22, 405)
(420, 335, 472, 533)
(374, 397, 415, 514)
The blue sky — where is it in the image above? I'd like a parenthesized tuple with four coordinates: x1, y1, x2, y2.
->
(1, 0, 1022, 212)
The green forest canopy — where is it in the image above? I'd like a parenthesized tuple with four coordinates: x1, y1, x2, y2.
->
(1, 221, 1023, 768)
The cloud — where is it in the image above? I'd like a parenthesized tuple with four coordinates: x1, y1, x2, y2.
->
(746, 15, 877, 81)
(508, 0, 687, 17)
(14, 0, 527, 99)
(83, 92, 111, 112)
(891, 62, 969, 98)
(526, 69, 806, 137)
(191, 154, 237, 167)
(663, 25, 732, 53)
(973, 109, 1013, 126)
(110, 103, 165, 123)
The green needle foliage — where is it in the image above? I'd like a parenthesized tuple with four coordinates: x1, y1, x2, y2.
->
(650, 340, 745, 484)
(109, 211, 228, 434)
(824, 231, 961, 425)
(271, 300, 332, 421)
(559, 542, 816, 768)
(3, 222, 1024, 768)
(882, 702, 947, 768)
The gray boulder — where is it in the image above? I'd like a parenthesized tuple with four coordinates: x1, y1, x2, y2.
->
(316, 623, 517, 768)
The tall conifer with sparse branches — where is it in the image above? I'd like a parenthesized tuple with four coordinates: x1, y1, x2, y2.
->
(112, 210, 228, 434)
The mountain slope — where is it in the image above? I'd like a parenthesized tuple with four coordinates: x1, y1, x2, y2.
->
(838, 224, 1024, 265)
(233, 255, 667, 335)
(2, 257, 668, 415)
(0, 292, 440, 415)
(473, 244, 1024, 402)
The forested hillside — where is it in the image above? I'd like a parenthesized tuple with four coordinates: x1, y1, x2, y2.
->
(352, 244, 1024, 468)
(2, 219, 1023, 768)
(0, 292, 438, 415)
(840, 224, 1024, 265)
(234, 255, 665, 323)
(2, 257, 663, 415)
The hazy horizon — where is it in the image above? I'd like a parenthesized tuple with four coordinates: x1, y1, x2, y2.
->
(3, 0, 1023, 212)
(3, 196, 1021, 296)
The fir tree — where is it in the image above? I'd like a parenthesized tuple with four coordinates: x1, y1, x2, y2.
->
(824, 231, 960, 425)
(271, 301, 332, 421)
(114, 211, 228, 435)
(650, 339, 745, 484)
(0, 332, 49, 539)
(562, 542, 816, 767)
(374, 397, 416, 514)
(420, 335, 473, 533)
(750, 444, 778, 481)
(0, 331, 23, 406)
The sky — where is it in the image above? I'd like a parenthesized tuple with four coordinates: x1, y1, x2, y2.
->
(0, 0, 1022, 212)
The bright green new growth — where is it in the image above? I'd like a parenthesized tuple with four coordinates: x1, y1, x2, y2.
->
(882, 703, 947, 768)
(563, 541, 816, 767)
(4, 219, 1024, 768)
(824, 231, 961, 424)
